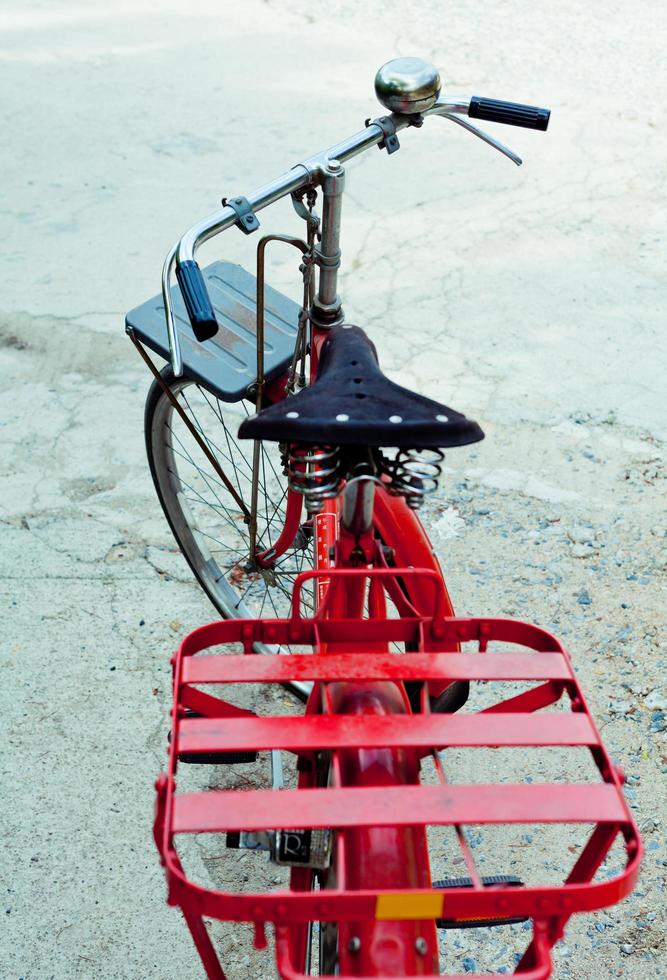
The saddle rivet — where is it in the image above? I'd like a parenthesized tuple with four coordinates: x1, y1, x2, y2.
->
(436, 413, 449, 422)
(389, 415, 403, 423)
(336, 413, 350, 421)
(286, 411, 299, 418)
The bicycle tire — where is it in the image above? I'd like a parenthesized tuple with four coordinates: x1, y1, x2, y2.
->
(144, 367, 315, 624)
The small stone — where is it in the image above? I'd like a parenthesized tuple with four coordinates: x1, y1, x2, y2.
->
(608, 700, 632, 715)
(577, 591, 592, 605)
(568, 526, 595, 545)
(620, 943, 634, 955)
(571, 544, 594, 559)
(462, 958, 477, 973)
(645, 690, 667, 710)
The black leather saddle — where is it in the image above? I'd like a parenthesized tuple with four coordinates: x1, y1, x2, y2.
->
(238, 324, 484, 449)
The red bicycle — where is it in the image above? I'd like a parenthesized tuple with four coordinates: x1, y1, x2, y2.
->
(127, 58, 641, 977)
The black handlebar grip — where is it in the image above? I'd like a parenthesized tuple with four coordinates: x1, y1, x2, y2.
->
(175, 260, 219, 342)
(469, 96, 550, 131)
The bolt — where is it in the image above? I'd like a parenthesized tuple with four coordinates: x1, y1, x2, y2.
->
(415, 937, 428, 956)
(328, 158, 342, 172)
(348, 937, 361, 954)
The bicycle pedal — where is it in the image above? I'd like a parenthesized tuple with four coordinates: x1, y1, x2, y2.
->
(433, 875, 528, 929)
(171, 709, 258, 765)
(178, 750, 259, 765)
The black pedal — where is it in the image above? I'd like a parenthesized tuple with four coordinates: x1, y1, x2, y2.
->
(178, 750, 258, 765)
(432, 875, 527, 929)
(170, 709, 258, 765)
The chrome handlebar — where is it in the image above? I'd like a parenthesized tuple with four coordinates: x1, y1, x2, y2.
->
(163, 61, 549, 376)
(162, 112, 414, 376)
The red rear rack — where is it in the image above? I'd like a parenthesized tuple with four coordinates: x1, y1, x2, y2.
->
(154, 568, 641, 978)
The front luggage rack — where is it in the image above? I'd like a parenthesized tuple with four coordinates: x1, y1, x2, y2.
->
(125, 260, 300, 401)
(154, 567, 641, 979)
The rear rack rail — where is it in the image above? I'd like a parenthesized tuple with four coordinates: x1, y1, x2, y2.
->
(154, 568, 641, 978)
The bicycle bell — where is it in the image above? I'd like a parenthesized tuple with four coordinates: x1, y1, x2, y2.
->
(374, 57, 441, 114)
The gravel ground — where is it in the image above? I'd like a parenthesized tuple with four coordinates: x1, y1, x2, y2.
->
(1, 1, 665, 978)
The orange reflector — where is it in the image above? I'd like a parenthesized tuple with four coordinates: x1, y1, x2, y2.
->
(375, 892, 444, 920)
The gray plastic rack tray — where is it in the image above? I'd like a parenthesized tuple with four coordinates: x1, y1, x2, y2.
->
(125, 261, 301, 402)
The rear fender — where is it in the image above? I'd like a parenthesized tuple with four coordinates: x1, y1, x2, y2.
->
(327, 681, 439, 976)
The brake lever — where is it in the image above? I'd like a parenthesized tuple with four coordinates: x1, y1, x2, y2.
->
(426, 98, 522, 166)
(439, 112, 523, 166)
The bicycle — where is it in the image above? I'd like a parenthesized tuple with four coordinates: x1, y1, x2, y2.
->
(127, 57, 641, 978)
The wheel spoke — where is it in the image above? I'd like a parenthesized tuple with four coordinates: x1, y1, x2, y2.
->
(149, 375, 315, 627)
(169, 466, 248, 542)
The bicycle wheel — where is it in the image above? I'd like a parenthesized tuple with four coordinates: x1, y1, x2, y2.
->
(144, 367, 314, 623)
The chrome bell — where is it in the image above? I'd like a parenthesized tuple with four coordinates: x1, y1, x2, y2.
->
(374, 57, 441, 115)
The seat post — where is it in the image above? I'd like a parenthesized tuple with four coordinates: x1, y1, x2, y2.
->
(342, 477, 376, 537)
(311, 158, 345, 330)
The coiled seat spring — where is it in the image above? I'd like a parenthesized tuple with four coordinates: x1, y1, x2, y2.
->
(385, 448, 444, 510)
(287, 445, 342, 515)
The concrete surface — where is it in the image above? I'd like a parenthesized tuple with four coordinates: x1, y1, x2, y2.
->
(1, 0, 665, 977)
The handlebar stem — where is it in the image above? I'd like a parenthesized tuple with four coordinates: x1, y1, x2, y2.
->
(312, 158, 346, 329)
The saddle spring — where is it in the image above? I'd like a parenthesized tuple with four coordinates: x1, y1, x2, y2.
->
(385, 448, 444, 510)
(286, 444, 342, 515)
(286, 445, 443, 513)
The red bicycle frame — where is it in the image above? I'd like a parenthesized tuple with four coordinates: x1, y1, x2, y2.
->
(258, 321, 457, 974)
(151, 64, 641, 975)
